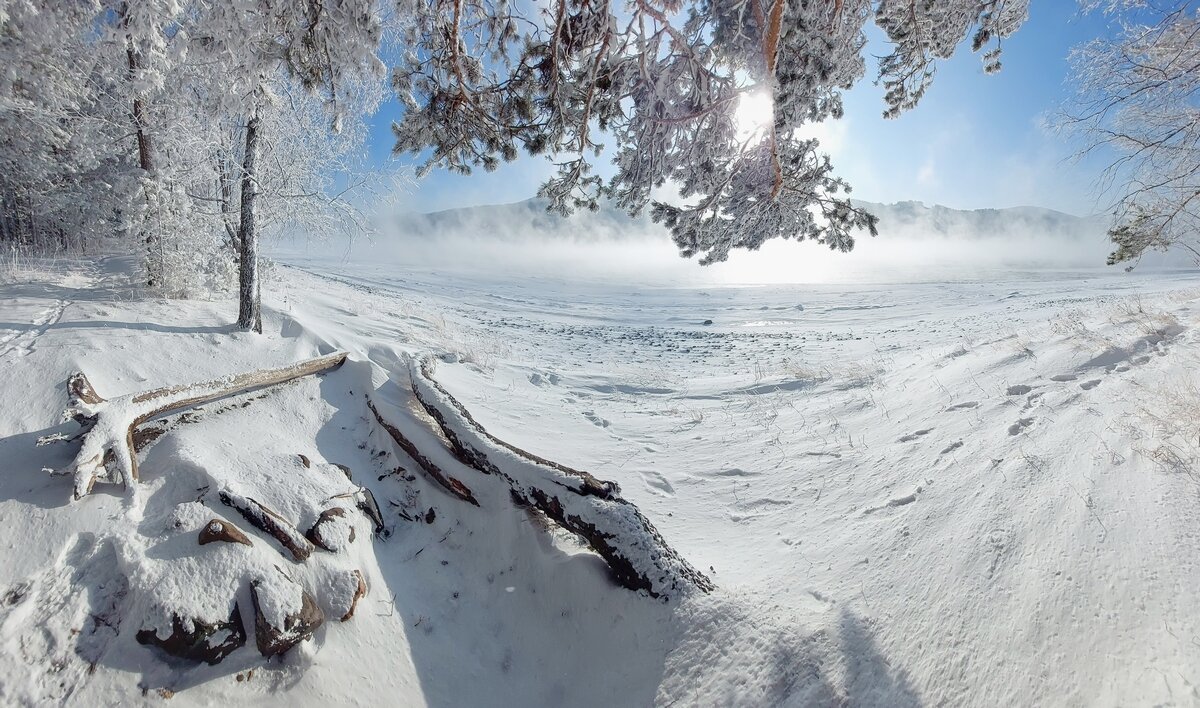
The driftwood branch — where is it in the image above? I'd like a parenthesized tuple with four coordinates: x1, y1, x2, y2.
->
(367, 397, 479, 505)
(405, 358, 714, 599)
(43, 352, 348, 500)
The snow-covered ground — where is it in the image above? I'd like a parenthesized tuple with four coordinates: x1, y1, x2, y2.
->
(1, 254, 1199, 706)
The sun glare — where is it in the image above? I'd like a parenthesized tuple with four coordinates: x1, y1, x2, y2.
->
(733, 90, 774, 139)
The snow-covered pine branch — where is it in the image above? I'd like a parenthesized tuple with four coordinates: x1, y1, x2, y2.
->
(391, 0, 1032, 264)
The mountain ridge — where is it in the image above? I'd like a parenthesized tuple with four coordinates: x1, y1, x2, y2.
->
(394, 197, 1107, 242)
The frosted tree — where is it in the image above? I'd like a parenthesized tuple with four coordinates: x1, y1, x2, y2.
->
(0, 0, 392, 309)
(1062, 1, 1200, 267)
(392, 0, 1031, 264)
(182, 0, 388, 332)
(0, 2, 132, 255)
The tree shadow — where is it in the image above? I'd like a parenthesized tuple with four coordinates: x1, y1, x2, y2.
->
(0, 424, 80, 510)
(0, 320, 234, 336)
(839, 608, 922, 707)
(308, 369, 675, 706)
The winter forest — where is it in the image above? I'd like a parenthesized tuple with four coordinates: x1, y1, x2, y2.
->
(1, 0, 1199, 705)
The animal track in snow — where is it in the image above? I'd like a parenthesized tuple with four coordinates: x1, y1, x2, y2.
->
(528, 371, 561, 386)
(945, 401, 980, 411)
(0, 300, 68, 361)
(1006, 385, 1033, 396)
(0, 534, 127, 703)
(1049, 373, 1078, 382)
(898, 429, 933, 443)
(1079, 379, 1101, 391)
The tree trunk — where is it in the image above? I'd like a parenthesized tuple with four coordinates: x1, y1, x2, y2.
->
(0, 192, 11, 245)
(217, 147, 238, 258)
(23, 190, 35, 250)
(121, 1, 160, 288)
(236, 107, 262, 333)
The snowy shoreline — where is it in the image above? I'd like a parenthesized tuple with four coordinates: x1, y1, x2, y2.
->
(1, 256, 1198, 705)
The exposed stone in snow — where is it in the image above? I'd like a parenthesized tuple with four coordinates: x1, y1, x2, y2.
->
(252, 576, 324, 657)
(306, 507, 355, 552)
(135, 605, 246, 665)
(198, 519, 252, 547)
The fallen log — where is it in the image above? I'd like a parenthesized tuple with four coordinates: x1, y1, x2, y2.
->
(42, 352, 348, 500)
(366, 397, 478, 505)
(406, 358, 714, 600)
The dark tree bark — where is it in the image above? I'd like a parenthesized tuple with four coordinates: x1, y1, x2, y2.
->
(0, 192, 12, 245)
(217, 149, 238, 258)
(236, 107, 262, 333)
(120, 1, 160, 288)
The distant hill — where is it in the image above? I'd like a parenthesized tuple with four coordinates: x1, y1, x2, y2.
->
(394, 198, 652, 242)
(851, 200, 1108, 242)
(394, 197, 1108, 242)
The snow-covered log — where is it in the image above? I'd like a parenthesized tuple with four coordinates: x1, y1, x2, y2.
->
(407, 358, 714, 600)
(43, 352, 348, 500)
(366, 397, 479, 506)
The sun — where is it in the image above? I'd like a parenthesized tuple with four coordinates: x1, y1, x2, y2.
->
(733, 90, 774, 139)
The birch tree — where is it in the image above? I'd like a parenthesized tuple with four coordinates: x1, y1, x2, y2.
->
(184, 0, 387, 332)
(1062, 1, 1200, 267)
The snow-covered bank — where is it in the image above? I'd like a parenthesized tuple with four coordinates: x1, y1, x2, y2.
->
(1, 256, 1198, 705)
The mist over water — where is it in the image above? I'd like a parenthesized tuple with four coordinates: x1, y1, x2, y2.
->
(273, 199, 1197, 287)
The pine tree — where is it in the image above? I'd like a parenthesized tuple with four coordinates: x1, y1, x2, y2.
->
(392, 0, 1032, 264)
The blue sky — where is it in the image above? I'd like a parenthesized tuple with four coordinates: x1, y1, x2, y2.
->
(368, 3, 1119, 217)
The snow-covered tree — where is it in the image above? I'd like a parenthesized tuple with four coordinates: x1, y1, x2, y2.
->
(0, 1, 132, 255)
(1062, 1, 1200, 267)
(392, 0, 1031, 264)
(179, 0, 388, 332)
(0, 0, 392, 317)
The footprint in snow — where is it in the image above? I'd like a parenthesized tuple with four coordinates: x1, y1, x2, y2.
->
(945, 401, 979, 412)
(638, 469, 675, 496)
(1006, 384, 1033, 396)
(1080, 379, 1101, 391)
(729, 498, 793, 521)
(863, 488, 921, 514)
(1050, 373, 1078, 382)
(1008, 417, 1034, 436)
(940, 440, 964, 455)
(581, 410, 610, 428)
(712, 467, 759, 478)
(898, 429, 933, 443)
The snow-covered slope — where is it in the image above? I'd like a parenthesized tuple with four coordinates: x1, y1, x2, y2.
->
(1, 256, 1199, 705)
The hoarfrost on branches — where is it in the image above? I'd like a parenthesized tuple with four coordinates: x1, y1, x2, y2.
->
(391, 0, 1032, 264)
